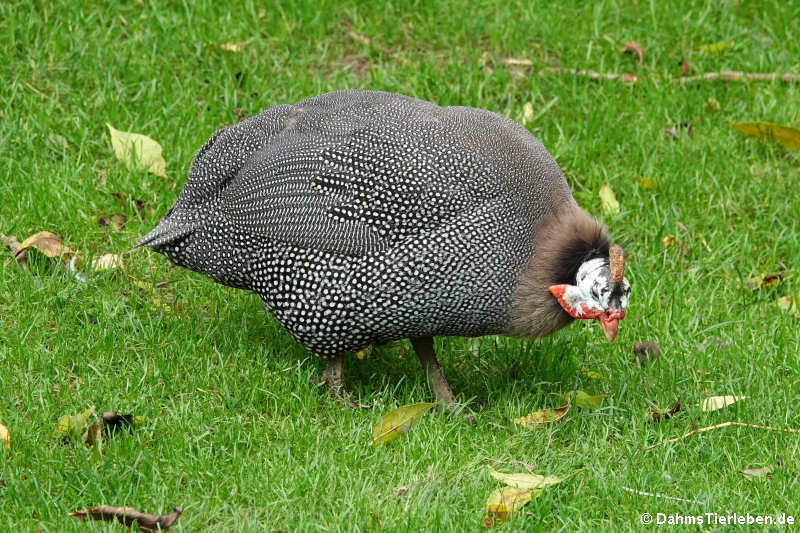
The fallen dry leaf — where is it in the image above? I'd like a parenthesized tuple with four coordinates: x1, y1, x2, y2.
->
(648, 398, 681, 423)
(700, 395, 746, 412)
(679, 58, 694, 76)
(0, 421, 9, 449)
(730, 121, 800, 151)
(622, 41, 643, 64)
(740, 465, 774, 480)
(5, 231, 84, 271)
(370, 402, 437, 444)
(513, 399, 571, 428)
(69, 505, 183, 531)
(661, 234, 676, 247)
(635, 175, 658, 190)
(634, 341, 660, 366)
(106, 123, 167, 177)
(599, 184, 620, 215)
(777, 295, 800, 317)
(487, 466, 565, 490)
(91, 254, 124, 272)
(483, 487, 534, 527)
(15, 231, 78, 262)
(98, 213, 127, 231)
(220, 41, 245, 52)
(745, 273, 783, 290)
(521, 102, 534, 125)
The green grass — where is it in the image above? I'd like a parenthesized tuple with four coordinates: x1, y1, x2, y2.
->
(2, 0, 800, 531)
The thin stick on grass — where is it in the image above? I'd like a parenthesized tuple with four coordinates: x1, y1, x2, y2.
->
(621, 486, 705, 505)
(510, 63, 800, 85)
(676, 71, 800, 84)
(644, 421, 800, 451)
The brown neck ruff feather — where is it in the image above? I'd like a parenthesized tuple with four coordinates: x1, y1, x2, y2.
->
(506, 206, 610, 338)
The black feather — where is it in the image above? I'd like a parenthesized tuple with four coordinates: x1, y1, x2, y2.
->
(552, 224, 610, 285)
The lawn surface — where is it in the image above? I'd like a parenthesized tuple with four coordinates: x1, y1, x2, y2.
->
(2, 1, 799, 531)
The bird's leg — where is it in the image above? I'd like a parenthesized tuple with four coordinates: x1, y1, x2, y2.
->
(320, 354, 370, 409)
(411, 336, 457, 410)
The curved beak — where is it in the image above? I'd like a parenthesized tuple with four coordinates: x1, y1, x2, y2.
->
(597, 317, 619, 342)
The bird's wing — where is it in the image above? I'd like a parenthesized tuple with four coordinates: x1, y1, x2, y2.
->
(217, 90, 502, 255)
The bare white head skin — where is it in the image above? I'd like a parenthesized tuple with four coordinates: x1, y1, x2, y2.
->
(548, 245, 631, 341)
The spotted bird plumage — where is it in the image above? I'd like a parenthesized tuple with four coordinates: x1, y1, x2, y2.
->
(139, 89, 631, 408)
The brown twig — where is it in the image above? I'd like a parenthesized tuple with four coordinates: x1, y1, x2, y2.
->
(645, 421, 800, 451)
(677, 71, 800, 84)
(69, 505, 183, 531)
(541, 67, 637, 83)
(505, 61, 800, 85)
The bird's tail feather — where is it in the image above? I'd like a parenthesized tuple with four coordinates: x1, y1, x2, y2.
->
(136, 218, 199, 249)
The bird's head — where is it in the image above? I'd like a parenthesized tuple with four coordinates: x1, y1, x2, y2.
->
(548, 245, 630, 341)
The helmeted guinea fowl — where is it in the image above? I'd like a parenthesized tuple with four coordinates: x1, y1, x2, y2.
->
(138, 89, 631, 408)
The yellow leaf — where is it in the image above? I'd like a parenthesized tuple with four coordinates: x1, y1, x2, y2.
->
(635, 175, 658, 190)
(483, 487, 535, 526)
(56, 406, 96, 442)
(513, 400, 571, 428)
(487, 466, 564, 490)
(777, 295, 800, 317)
(355, 345, 373, 360)
(106, 123, 167, 177)
(599, 184, 620, 215)
(661, 234, 676, 247)
(521, 102, 534, 125)
(579, 368, 604, 380)
(730, 121, 800, 151)
(704, 97, 721, 113)
(696, 41, 735, 54)
(740, 466, 774, 480)
(0, 421, 10, 449)
(370, 402, 437, 444)
(151, 297, 174, 314)
(220, 42, 245, 52)
(700, 395, 746, 412)
(91, 254, 124, 272)
(562, 390, 605, 409)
